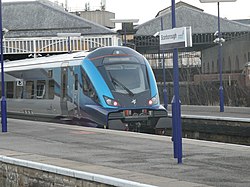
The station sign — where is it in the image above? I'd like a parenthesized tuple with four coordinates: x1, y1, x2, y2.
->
(16, 79, 23, 86)
(159, 26, 192, 51)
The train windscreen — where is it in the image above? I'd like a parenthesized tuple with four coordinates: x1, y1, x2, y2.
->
(104, 63, 149, 94)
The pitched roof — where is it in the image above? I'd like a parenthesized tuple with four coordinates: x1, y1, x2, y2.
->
(3, 0, 115, 38)
(155, 1, 204, 17)
(233, 19, 250, 25)
(135, 2, 250, 36)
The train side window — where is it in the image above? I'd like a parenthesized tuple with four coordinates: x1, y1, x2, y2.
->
(48, 80, 54, 99)
(26, 81, 34, 99)
(75, 74, 78, 90)
(6, 82, 14, 98)
(37, 80, 46, 99)
(62, 74, 67, 99)
(48, 69, 53, 78)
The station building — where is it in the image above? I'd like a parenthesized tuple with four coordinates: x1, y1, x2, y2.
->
(2, 0, 119, 60)
(134, 1, 250, 76)
(132, 1, 250, 106)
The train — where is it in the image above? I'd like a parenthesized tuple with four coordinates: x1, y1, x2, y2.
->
(1, 46, 167, 132)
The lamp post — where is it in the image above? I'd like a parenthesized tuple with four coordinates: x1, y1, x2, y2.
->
(0, 0, 7, 132)
(217, 2, 224, 112)
(199, 0, 237, 112)
(160, 17, 168, 110)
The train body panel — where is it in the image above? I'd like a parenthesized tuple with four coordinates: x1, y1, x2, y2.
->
(1, 47, 167, 132)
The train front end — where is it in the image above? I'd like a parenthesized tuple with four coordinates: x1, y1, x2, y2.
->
(84, 46, 167, 132)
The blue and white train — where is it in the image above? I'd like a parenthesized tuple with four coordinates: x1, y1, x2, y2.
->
(1, 46, 167, 132)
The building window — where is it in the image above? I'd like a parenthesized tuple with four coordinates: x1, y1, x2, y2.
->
(207, 62, 210, 74)
(212, 61, 214, 73)
(244, 54, 247, 63)
(235, 56, 240, 72)
(222, 58, 225, 73)
(228, 56, 232, 73)
(217, 59, 219, 73)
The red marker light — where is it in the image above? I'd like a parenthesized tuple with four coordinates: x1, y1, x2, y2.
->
(113, 101, 118, 106)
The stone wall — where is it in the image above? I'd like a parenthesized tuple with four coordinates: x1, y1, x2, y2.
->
(0, 156, 151, 187)
(202, 36, 250, 74)
(0, 162, 111, 187)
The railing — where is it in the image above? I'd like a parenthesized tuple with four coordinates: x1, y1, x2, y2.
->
(3, 35, 120, 55)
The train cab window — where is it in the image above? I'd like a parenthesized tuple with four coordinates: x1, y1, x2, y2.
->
(6, 82, 14, 98)
(37, 80, 46, 99)
(105, 64, 149, 94)
(81, 70, 90, 93)
(81, 69, 99, 103)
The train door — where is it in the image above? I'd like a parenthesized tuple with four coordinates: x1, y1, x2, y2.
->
(60, 64, 69, 116)
(73, 72, 80, 113)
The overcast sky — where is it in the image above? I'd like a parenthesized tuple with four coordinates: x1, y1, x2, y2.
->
(3, 0, 250, 24)
(64, 0, 250, 23)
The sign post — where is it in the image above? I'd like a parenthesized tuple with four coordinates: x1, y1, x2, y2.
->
(0, 0, 7, 132)
(171, 0, 182, 164)
(158, 0, 192, 164)
(159, 25, 192, 162)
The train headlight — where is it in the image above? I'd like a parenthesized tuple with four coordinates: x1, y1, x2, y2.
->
(148, 95, 159, 106)
(104, 96, 120, 107)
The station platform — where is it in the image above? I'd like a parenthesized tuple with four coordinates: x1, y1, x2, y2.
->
(169, 105, 250, 120)
(0, 118, 250, 187)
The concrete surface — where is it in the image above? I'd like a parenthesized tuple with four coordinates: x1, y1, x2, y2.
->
(0, 118, 249, 187)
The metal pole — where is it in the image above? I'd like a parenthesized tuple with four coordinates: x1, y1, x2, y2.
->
(160, 17, 168, 109)
(171, 0, 182, 164)
(218, 2, 224, 112)
(0, 0, 7, 132)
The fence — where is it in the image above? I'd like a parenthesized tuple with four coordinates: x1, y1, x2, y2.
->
(3, 35, 120, 55)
